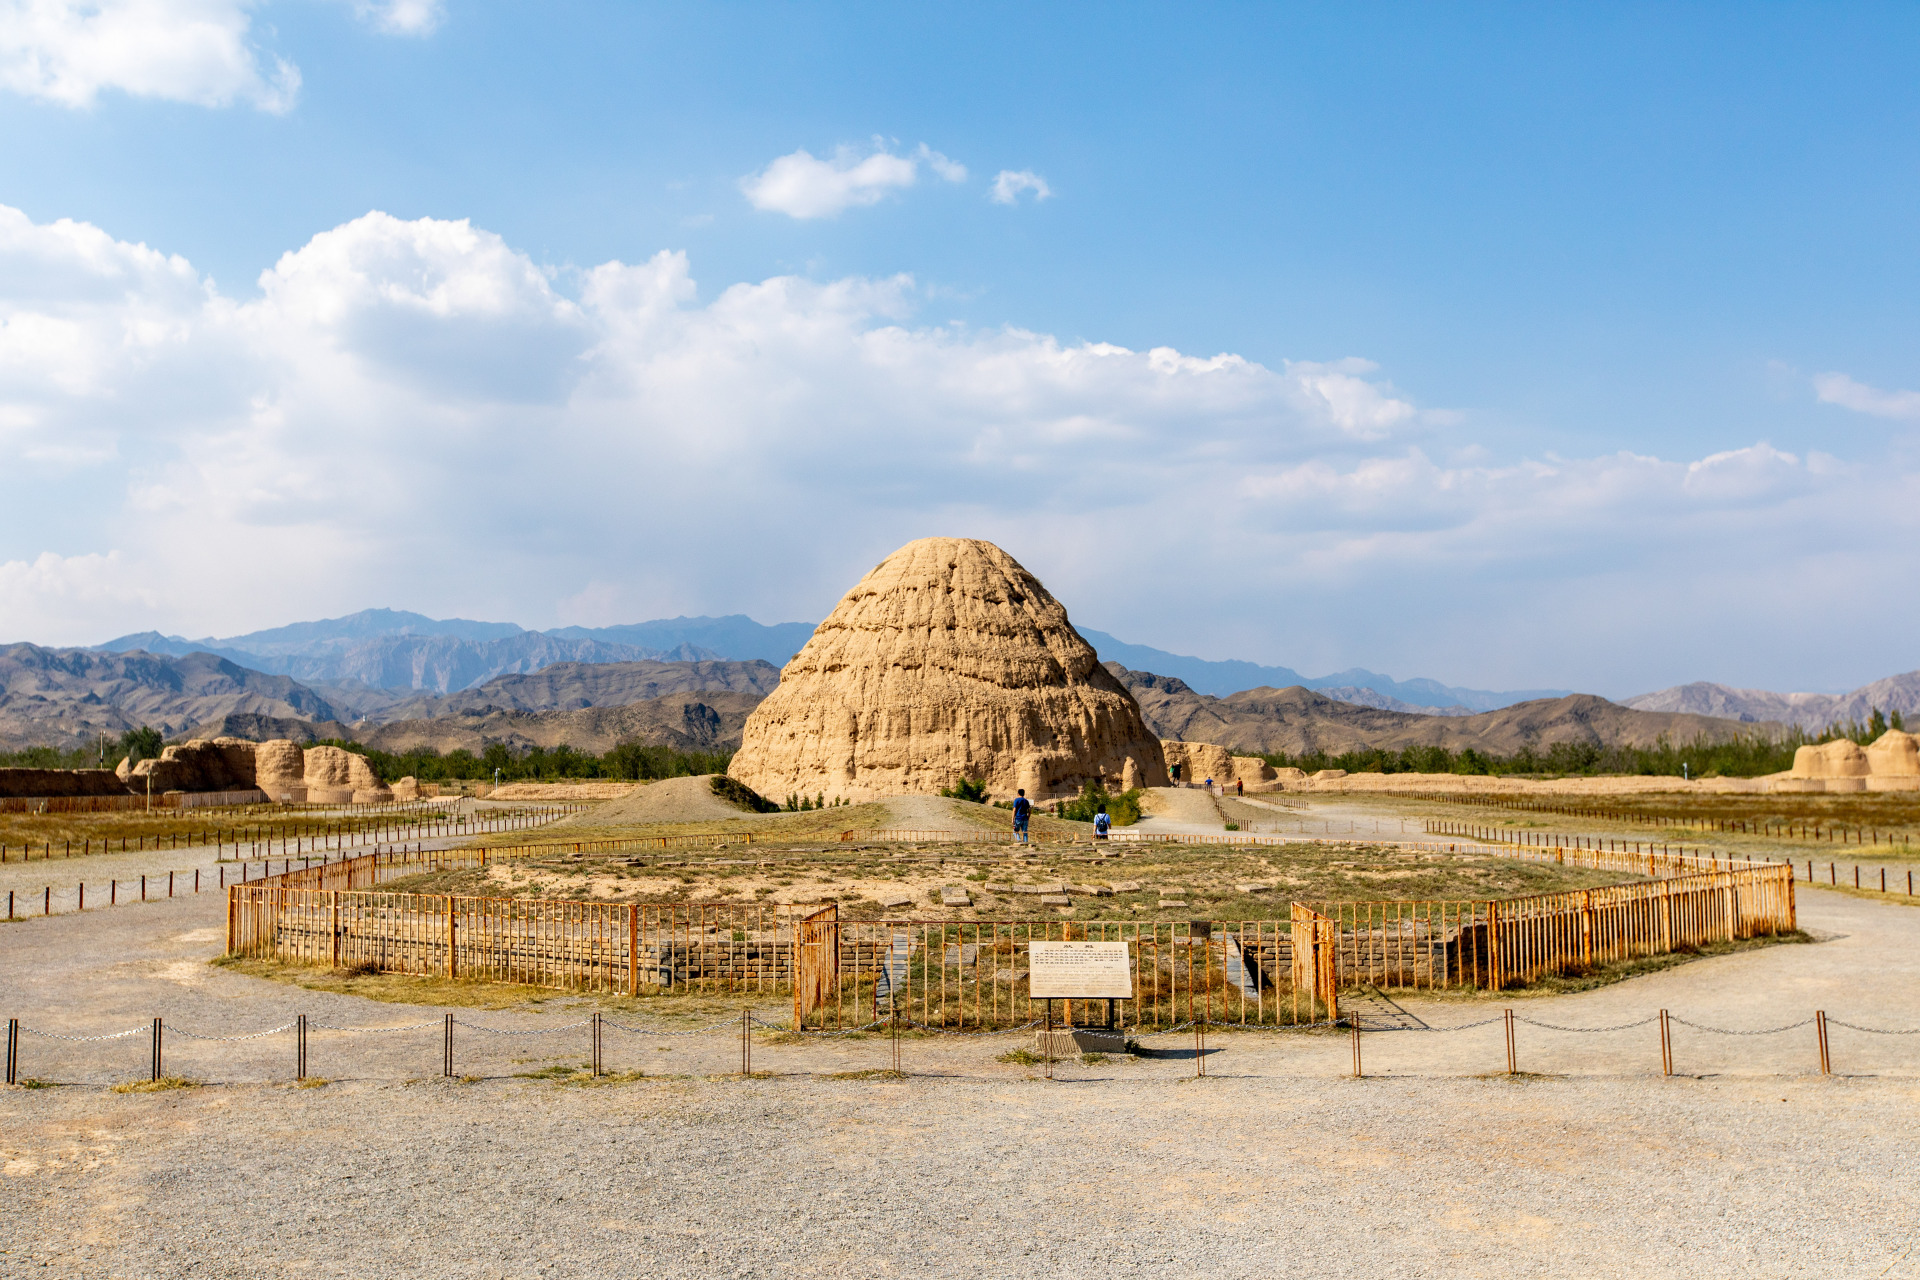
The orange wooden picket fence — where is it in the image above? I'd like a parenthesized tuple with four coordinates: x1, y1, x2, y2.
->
(226, 844, 1796, 1025)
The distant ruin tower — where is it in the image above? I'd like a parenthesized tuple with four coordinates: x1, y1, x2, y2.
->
(727, 537, 1169, 802)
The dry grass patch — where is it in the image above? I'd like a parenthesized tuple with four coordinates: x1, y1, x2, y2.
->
(366, 837, 1636, 924)
(112, 1076, 200, 1093)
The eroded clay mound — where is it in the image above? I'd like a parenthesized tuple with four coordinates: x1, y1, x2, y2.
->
(729, 537, 1169, 801)
(586, 774, 775, 826)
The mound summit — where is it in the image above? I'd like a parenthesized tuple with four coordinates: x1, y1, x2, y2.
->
(728, 537, 1169, 802)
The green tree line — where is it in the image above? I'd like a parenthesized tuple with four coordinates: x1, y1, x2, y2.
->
(1258, 709, 1907, 780)
(324, 741, 734, 784)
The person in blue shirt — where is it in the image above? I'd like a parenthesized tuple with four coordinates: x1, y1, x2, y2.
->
(1093, 805, 1111, 841)
(1011, 789, 1031, 845)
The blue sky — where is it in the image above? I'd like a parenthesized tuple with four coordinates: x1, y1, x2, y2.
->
(1, 2, 1916, 696)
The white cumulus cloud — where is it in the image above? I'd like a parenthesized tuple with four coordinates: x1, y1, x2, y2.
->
(1813, 371, 1920, 420)
(0, 202, 1915, 694)
(741, 141, 966, 219)
(990, 169, 1052, 205)
(352, 0, 441, 35)
(0, 0, 300, 110)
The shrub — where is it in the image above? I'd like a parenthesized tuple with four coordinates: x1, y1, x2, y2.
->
(709, 775, 778, 813)
(1057, 780, 1143, 825)
(940, 778, 990, 803)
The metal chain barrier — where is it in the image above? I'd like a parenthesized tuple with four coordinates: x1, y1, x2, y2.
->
(1400, 1016, 1507, 1032)
(449, 1018, 592, 1035)
(18, 1025, 147, 1042)
(902, 1018, 1044, 1037)
(1514, 1014, 1661, 1034)
(1667, 1015, 1817, 1036)
(168, 1022, 297, 1042)
(7, 1008, 1916, 1081)
(1824, 1018, 1920, 1035)
(753, 1016, 891, 1037)
(602, 1016, 747, 1037)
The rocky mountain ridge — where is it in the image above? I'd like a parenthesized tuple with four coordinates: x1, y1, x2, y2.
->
(1107, 664, 1784, 757)
(1622, 672, 1920, 732)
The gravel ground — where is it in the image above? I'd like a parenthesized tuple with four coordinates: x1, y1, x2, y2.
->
(2, 887, 1918, 1276)
(3, 1071, 1917, 1278)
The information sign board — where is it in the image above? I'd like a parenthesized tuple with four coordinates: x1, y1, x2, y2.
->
(1027, 941, 1133, 999)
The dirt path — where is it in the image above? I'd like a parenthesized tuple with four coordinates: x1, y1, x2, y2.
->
(1134, 786, 1226, 834)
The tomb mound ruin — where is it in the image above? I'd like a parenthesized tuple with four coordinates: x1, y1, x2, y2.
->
(727, 537, 1169, 802)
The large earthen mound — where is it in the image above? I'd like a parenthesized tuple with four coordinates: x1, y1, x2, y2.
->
(586, 774, 774, 825)
(728, 537, 1169, 801)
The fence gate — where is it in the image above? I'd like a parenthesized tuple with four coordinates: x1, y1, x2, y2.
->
(1290, 903, 1339, 1022)
(794, 904, 840, 1029)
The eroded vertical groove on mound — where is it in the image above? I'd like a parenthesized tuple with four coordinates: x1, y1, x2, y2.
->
(728, 537, 1169, 801)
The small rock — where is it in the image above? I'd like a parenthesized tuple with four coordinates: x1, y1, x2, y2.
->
(1041, 895, 1073, 906)
(1235, 883, 1271, 893)
(877, 892, 913, 908)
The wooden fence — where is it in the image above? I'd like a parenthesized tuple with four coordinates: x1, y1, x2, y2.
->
(1418, 791, 1914, 847)
(0, 790, 269, 814)
(839, 828, 1073, 844)
(226, 848, 1797, 1027)
(1309, 864, 1796, 992)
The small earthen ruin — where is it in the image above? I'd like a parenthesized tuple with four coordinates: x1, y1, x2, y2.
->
(1776, 729, 1920, 792)
(0, 737, 401, 802)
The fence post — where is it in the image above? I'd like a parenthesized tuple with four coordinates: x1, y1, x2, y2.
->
(5, 1017, 16, 1084)
(1351, 1021, 1362, 1078)
(443, 1013, 454, 1078)
(629, 904, 640, 997)
(296, 1014, 307, 1081)
(592, 1012, 603, 1077)
(151, 1017, 163, 1082)
(330, 892, 341, 970)
(1504, 1008, 1516, 1074)
(1659, 1009, 1672, 1076)
(1815, 1010, 1830, 1076)
(741, 1008, 751, 1076)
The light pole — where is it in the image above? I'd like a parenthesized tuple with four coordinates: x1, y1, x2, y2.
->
(492, 767, 501, 797)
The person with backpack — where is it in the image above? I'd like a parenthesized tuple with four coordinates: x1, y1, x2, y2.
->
(1011, 789, 1032, 845)
(1093, 805, 1111, 841)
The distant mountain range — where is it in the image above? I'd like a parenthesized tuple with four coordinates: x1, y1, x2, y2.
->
(90, 609, 1554, 711)
(93, 610, 806, 695)
(0, 644, 350, 750)
(1108, 665, 1778, 757)
(1074, 629, 1567, 710)
(1621, 672, 1920, 733)
(58, 607, 1920, 748)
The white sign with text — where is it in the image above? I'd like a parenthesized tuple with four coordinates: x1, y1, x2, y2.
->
(1028, 941, 1134, 999)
